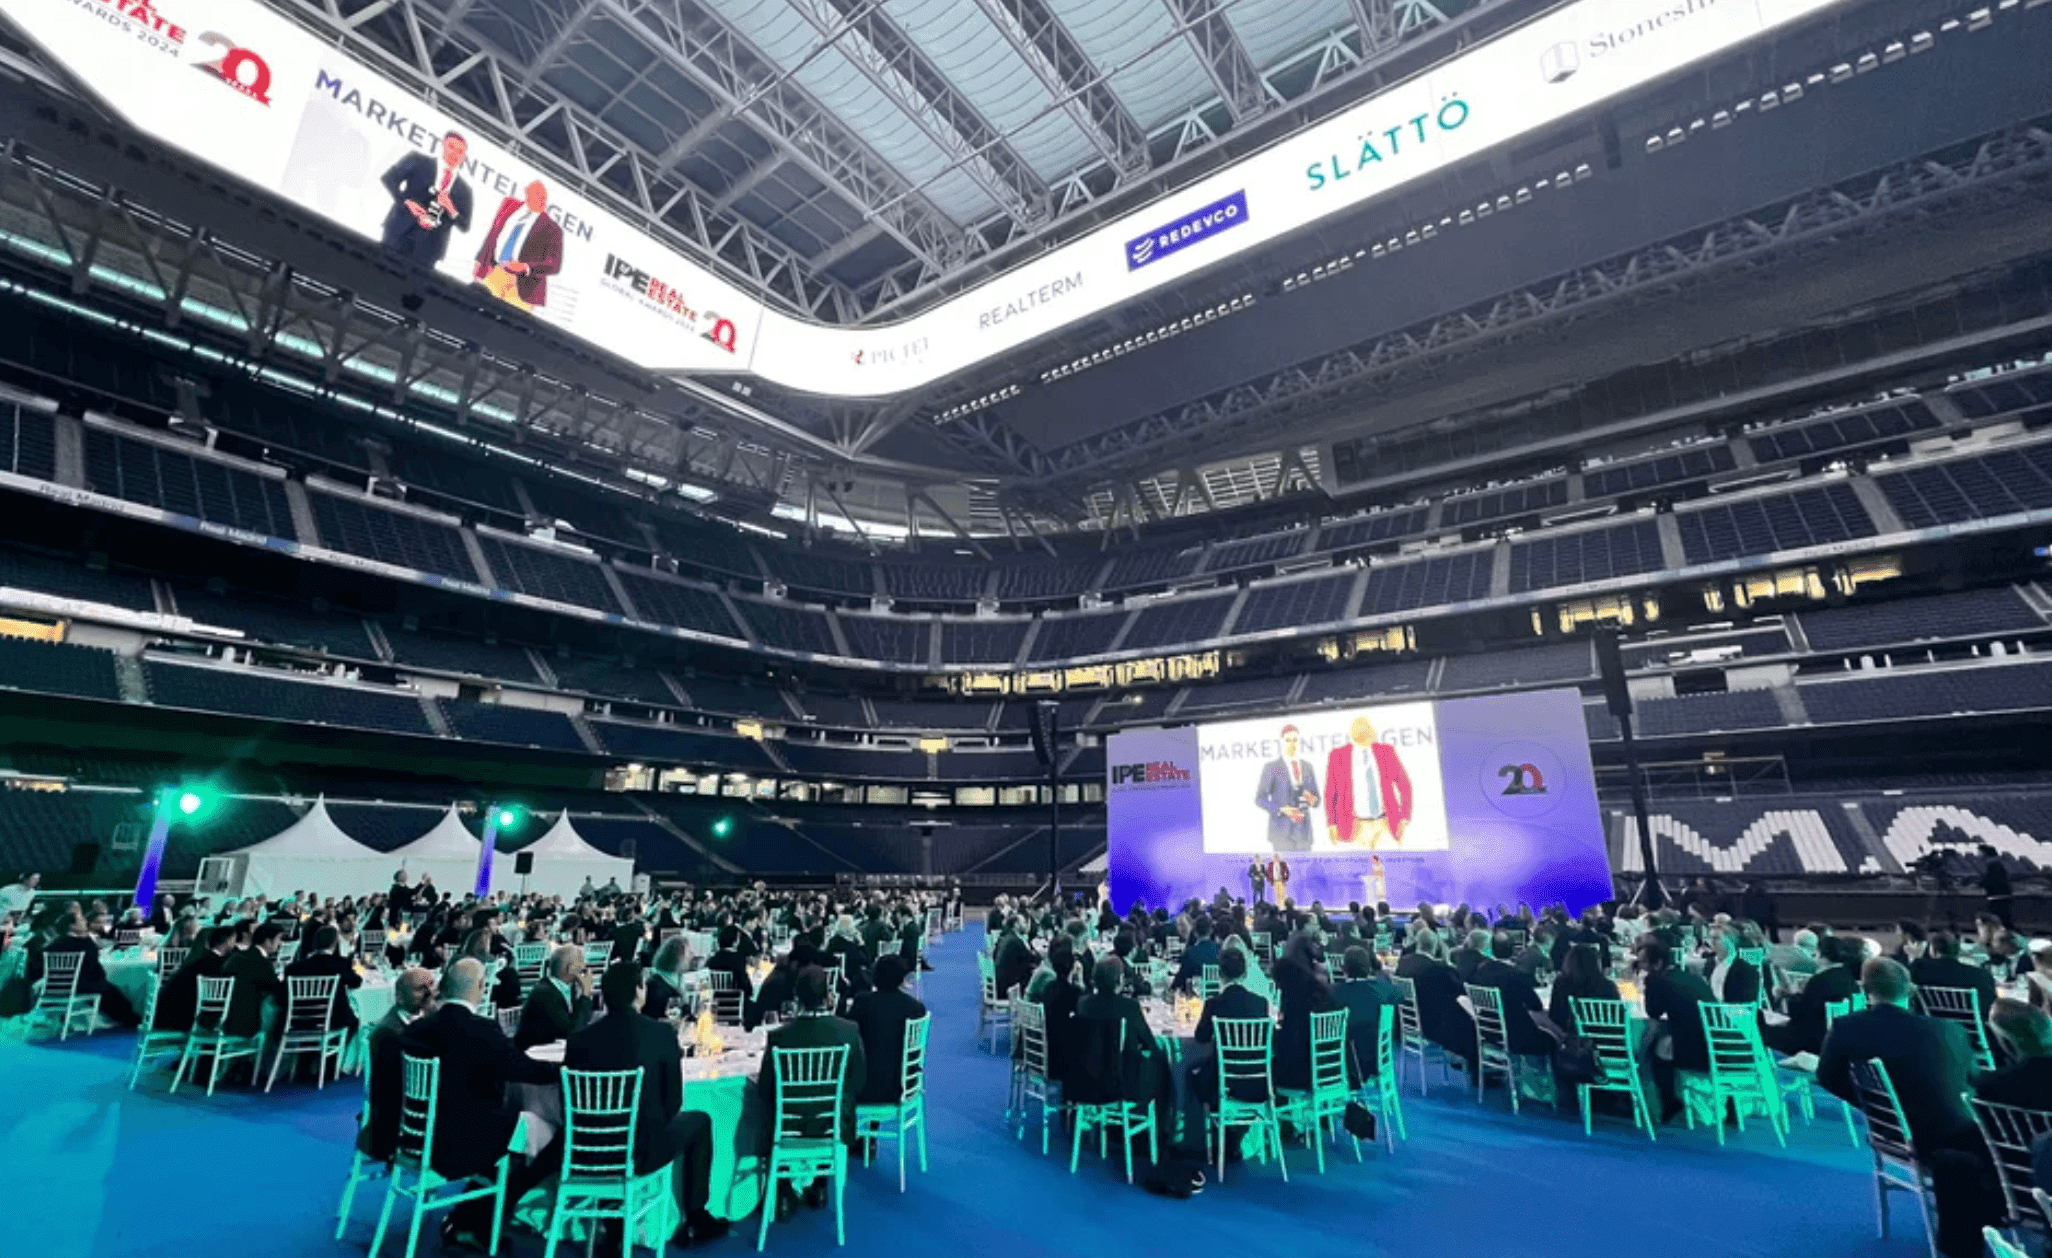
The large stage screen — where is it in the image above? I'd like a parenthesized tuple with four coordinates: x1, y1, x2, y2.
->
(1107, 687, 1611, 914)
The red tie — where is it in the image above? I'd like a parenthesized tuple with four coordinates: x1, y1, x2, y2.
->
(438, 165, 453, 193)
(1289, 762, 1299, 787)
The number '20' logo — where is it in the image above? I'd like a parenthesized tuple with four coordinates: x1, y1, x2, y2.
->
(1497, 762, 1548, 796)
(195, 32, 273, 106)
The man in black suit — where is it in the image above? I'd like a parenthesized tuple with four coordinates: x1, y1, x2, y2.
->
(1170, 920, 1225, 995)
(1983, 845, 2016, 931)
(218, 922, 287, 1040)
(990, 913, 1036, 1002)
(857, 904, 892, 957)
(387, 873, 414, 924)
(399, 958, 562, 1249)
(706, 926, 755, 1018)
(759, 967, 865, 1211)
(380, 132, 474, 266)
(1452, 929, 1491, 985)
(566, 963, 729, 1248)
(1333, 947, 1393, 1098)
(1178, 946, 1273, 1152)
(159, 924, 237, 1032)
(285, 924, 364, 1033)
(513, 945, 592, 1048)
(1819, 958, 1999, 1258)
(33, 906, 141, 1027)
(362, 967, 436, 1163)
(849, 955, 927, 1106)
(1705, 927, 1760, 1007)
(610, 904, 647, 968)
(1639, 939, 1714, 1123)
(826, 919, 874, 1002)
(1910, 932, 1999, 1021)
(1472, 929, 1551, 1059)
(1766, 936, 1861, 1057)
(1980, 998, 2052, 1110)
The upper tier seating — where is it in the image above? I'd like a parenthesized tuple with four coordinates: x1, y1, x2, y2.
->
(934, 747, 1047, 781)
(0, 403, 57, 481)
(1878, 444, 2052, 529)
(1233, 571, 1355, 635)
(613, 570, 746, 639)
(1625, 627, 1792, 668)
(1119, 591, 1236, 652)
(769, 550, 875, 600)
(871, 699, 995, 731)
(547, 657, 677, 707)
(839, 615, 931, 665)
(385, 632, 544, 685)
(1616, 795, 1869, 876)
(1443, 479, 1569, 526)
(733, 599, 841, 656)
(590, 719, 782, 773)
(82, 428, 297, 539)
(1746, 400, 1939, 463)
(1204, 532, 1307, 573)
(940, 619, 1030, 665)
(437, 699, 587, 751)
(1632, 689, 1788, 737)
(309, 491, 478, 583)
(0, 635, 121, 702)
(1583, 447, 1736, 497)
(1798, 587, 2043, 652)
(1675, 483, 1876, 564)
(992, 555, 1108, 601)
(673, 674, 790, 719)
(1320, 507, 1430, 551)
(1508, 519, 1665, 593)
(1799, 662, 2052, 725)
(1028, 612, 1126, 662)
(789, 692, 870, 727)
(1176, 675, 1297, 715)
(172, 588, 378, 659)
(0, 547, 156, 612)
(1948, 370, 2052, 419)
(475, 535, 623, 614)
(772, 740, 928, 780)
(879, 562, 985, 603)
(1297, 659, 1435, 704)
(1360, 550, 1493, 615)
(1100, 544, 1202, 592)
(142, 658, 434, 735)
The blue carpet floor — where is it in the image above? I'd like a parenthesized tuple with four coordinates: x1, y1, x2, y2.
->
(2, 926, 1916, 1258)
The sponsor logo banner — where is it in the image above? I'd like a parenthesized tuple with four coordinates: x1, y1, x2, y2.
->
(1126, 191, 1248, 271)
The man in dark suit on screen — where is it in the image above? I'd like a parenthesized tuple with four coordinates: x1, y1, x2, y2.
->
(380, 131, 473, 267)
(1253, 724, 1320, 852)
(472, 180, 564, 311)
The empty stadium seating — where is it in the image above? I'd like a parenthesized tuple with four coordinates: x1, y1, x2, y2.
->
(1508, 519, 1665, 593)
(475, 534, 624, 614)
(82, 427, 297, 539)
(1797, 587, 2043, 652)
(733, 598, 841, 656)
(1176, 675, 1298, 714)
(940, 618, 1030, 665)
(1799, 662, 2052, 725)
(1118, 591, 1236, 652)
(172, 588, 379, 659)
(0, 547, 157, 611)
(547, 657, 678, 707)
(438, 699, 588, 751)
(878, 562, 986, 603)
(0, 403, 57, 481)
(772, 740, 928, 780)
(614, 570, 745, 639)
(309, 491, 478, 583)
(934, 747, 1046, 780)
(1439, 641, 1593, 692)
(1877, 443, 2052, 528)
(1297, 659, 1435, 704)
(674, 674, 790, 719)
(1582, 446, 1736, 497)
(790, 692, 870, 728)
(1614, 796, 1867, 876)
(1028, 612, 1126, 662)
(1204, 531, 1307, 574)
(1632, 689, 1788, 737)
(0, 635, 122, 702)
(1948, 369, 2052, 418)
(1234, 571, 1355, 636)
(385, 632, 544, 685)
(141, 658, 435, 735)
(872, 699, 995, 731)
(991, 555, 1108, 602)
(839, 615, 932, 664)
(1443, 479, 1569, 526)
(1360, 551, 1493, 614)
(589, 719, 782, 773)
(1675, 483, 1875, 564)
(1321, 507, 1431, 551)
(1746, 400, 1939, 463)
(1100, 543, 1202, 592)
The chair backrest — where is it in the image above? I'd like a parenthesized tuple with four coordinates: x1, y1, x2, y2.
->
(40, 949, 86, 1003)
(276, 940, 300, 966)
(561, 1067, 644, 1181)
(159, 947, 189, 978)
(396, 1053, 443, 1168)
(1971, 1097, 2052, 1231)
(707, 971, 744, 1024)
(768, 1044, 851, 1144)
(977, 951, 999, 1001)
(583, 942, 613, 969)
(284, 973, 341, 1034)
(496, 1006, 522, 1036)
(1013, 1000, 1050, 1078)
(1196, 964, 1222, 1001)
(1847, 1057, 1918, 1164)
(1916, 985, 1994, 1061)
(1250, 932, 1272, 963)
(1823, 993, 1869, 1027)
(1307, 1007, 1348, 1094)
(360, 929, 386, 954)
(1500, 928, 1527, 952)
(1466, 984, 1507, 1049)
(1699, 1002, 1769, 1082)
(114, 928, 142, 949)
(194, 974, 236, 1031)
(1393, 975, 1423, 1043)
(513, 942, 547, 970)
(1570, 997, 1637, 1075)
(1212, 1016, 1274, 1101)
(898, 1013, 932, 1099)
(1737, 946, 1766, 969)
(1374, 1003, 1398, 1079)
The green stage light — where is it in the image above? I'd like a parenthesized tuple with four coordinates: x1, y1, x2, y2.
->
(178, 791, 203, 815)
(497, 807, 520, 828)
(711, 815, 734, 839)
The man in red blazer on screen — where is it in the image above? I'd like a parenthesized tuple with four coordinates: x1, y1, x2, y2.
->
(473, 180, 564, 311)
(1324, 715, 1413, 849)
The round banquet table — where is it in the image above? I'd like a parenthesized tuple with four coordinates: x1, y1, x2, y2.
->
(521, 1027, 769, 1223)
(101, 949, 159, 1014)
(98, 950, 393, 1065)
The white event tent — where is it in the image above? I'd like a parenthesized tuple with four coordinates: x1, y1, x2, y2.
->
(234, 797, 388, 899)
(387, 804, 494, 894)
(507, 812, 634, 897)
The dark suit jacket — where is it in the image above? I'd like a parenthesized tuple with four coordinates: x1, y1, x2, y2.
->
(1547, 975, 1620, 1038)
(160, 947, 231, 1032)
(1818, 1004, 1977, 1158)
(514, 978, 592, 1048)
(284, 950, 364, 1031)
(399, 1003, 559, 1177)
(611, 922, 647, 967)
(1452, 947, 1487, 985)
(848, 987, 928, 1104)
(993, 935, 1035, 1001)
(362, 1008, 415, 1162)
(1709, 956, 1761, 1008)
(1172, 938, 1222, 993)
(379, 152, 472, 264)
(566, 1009, 686, 1175)
(1196, 984, 1272, 1102)
(1911, 956, 2000, 1020)
(643, 971, 685, 1020)
(1273, 955, 1334, 1090)
(1396, 953, 1473, 1058)
(36, 935, 112, 992)
(1333, 977, 1392, 1084)
(1035, 977, 1084, 1082)
(1254, 757, 1319, 850)
(471, 199, 564, 305)
(1976, 1055, 2052, 1111)
(761, 1013, 865, 1144)
(1471, 957, 1551, 1055)
(219, 947, 285, 1039)
(707, 949, 755, 1006)
(1644, 969, 1715, 1072)
(1072, 991, 1164, 1104)
(1776, 964, 1859, 1056)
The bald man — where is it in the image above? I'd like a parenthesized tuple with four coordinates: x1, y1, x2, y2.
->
(473, 179, 564, 309)
(1324, 716, 1414, 849)
(363, 967, 436, 1162)
(514, 944, 592, 1048)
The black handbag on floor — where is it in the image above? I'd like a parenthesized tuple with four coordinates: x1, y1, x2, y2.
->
(1552, 1035, 1599, 1086)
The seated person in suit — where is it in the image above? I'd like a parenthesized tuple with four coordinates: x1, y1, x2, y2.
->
(1472, 928, 1552, 1060)
(1545, 943, 1620, 1039)
(1979, 998, 2052, 1110)
(284, 923, 366, 1033)
(160, 925, 239, 1032)
(705, 926, 755, 1016)
(513, 944, 593, 1048)
(1170, 920, 1226, 995)
(567, 963, 729, 1249)
(1272, 931, 1336, 1091)
(1452, 929, 1492, 985)
(1767, 935, 1862, 1057)
(363, 967, 436, 1163)
(1820, 957, 2001, 1258)
(849, 955, 928, 1105)
(1638, 938, 1713, 1123)
(759, 967, 865, 1214)
(1705, 925, 1761, 1007)
(32, 906, 143, 1027)
(643, 934, 695, 1020)
(215, 922, 288, 1040)
(399, 958, 563, 1249)
(746, 953, 801, 1033)
(1333, 946, 1394, 1106)
(455, 929, 520, 1011)
(1178, 945, 1272, 1154)
(1073, 957, 1175, 1144)
(990, 914, 1038, 1002)
(1032, 939, 1087, 1079)
(1395, 927, 1476, 1074)
(1911, 931, 2000, 1022)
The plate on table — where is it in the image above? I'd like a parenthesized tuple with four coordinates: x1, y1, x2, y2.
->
(527, 1041, 566, 1063)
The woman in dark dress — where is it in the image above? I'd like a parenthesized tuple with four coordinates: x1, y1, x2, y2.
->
(1272, 930, 1334, 1090)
